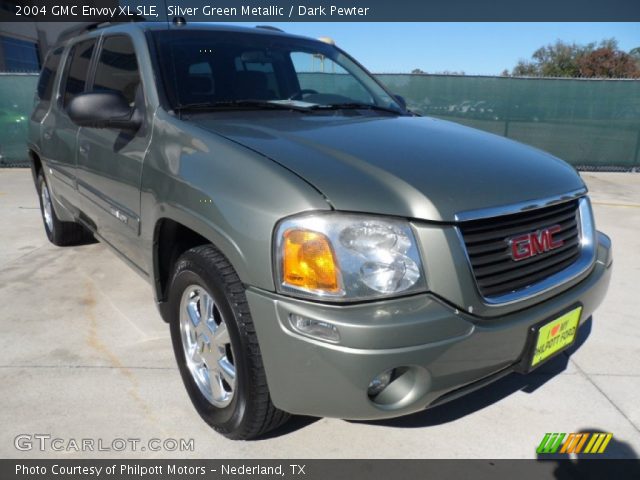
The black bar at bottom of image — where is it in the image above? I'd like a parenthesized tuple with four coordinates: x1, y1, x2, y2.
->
(2, 459, 640, 480)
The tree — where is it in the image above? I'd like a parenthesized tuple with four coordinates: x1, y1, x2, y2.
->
(512, 60, 539, 77)
(511, 38, 640, 78)
(532, 40, 583, 77)
(411, 68, 426, 74)
(629, 47, 640, 69)
(511, 40, 583, 77)
(578, 47, 640, 78)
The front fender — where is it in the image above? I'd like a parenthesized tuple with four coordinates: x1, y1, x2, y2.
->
(140, 109, 330, 304)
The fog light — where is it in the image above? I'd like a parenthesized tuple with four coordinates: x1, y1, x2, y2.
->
(289, 314, 340, 343)
(367, 369, 394, 398)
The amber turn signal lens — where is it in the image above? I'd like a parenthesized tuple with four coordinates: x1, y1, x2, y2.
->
(282, 229, 340, 293)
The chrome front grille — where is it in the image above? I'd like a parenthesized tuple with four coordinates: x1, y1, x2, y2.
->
(458, 199, 582, 298)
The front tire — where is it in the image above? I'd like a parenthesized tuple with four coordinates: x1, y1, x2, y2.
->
(168, 245, 290, 439)
(36, 170, 94, 246)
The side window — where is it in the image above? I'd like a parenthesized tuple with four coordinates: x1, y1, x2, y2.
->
(62, 39, 96, 108)
(37, 47, 63, 101)
(92, 36, 141, 106)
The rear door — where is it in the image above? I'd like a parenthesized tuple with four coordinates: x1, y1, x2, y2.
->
(28, 46, 61, 181)
(75, 34, 150, 270)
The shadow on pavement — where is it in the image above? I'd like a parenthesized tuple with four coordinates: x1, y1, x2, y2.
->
(257, 415, 321, 440)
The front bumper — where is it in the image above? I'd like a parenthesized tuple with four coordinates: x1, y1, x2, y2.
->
(246, 232, 612, 420)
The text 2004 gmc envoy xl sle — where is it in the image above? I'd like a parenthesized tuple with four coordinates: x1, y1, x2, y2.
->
(28, 22, 612, 439)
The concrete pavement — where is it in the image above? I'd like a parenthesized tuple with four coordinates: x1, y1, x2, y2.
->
(0, 169, 639, 459)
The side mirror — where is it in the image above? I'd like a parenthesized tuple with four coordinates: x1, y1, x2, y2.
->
(67, 92, 141, 131)
(393, 94, 407, 110)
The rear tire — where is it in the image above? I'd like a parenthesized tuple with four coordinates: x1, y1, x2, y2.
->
(168, 244, 290, 439)
(36, 170, 94, 246)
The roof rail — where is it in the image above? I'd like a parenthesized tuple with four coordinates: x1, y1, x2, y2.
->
(255, 25, 284, 32)
(56, 15, 146, 44)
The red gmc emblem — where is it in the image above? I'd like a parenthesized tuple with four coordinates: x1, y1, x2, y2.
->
(508, 225, 564, 262)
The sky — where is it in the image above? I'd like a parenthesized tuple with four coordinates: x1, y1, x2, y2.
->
(233, 22, 640, 75)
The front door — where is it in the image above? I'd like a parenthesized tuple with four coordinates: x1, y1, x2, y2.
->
(75, 35, 150, 271)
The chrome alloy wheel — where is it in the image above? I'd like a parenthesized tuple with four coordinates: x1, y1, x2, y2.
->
(179, 285, 236, 407)
(41, 181, 53, 232)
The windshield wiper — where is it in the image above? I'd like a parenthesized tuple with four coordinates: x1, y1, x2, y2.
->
(173, 100, 405, 115)
(174, 100, 312, 113)
(309, 103, 403, 115)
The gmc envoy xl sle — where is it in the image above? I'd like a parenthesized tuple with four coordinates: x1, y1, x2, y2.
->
(28, 22, 612, 439)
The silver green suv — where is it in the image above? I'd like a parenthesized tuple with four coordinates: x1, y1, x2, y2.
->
(28, 22, 612, 439)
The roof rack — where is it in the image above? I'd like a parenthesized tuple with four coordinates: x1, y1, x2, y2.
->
(56, 15, 145, 44)
(255, 25, 284, 33)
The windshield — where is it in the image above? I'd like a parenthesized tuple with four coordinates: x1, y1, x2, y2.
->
(151, 29, 403, 113)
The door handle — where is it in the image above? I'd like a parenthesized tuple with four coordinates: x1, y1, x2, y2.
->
(43, 131, 52, 140)
(79, 145, 88, 156)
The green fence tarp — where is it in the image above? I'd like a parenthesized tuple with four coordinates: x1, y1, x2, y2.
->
(1, 73, 639, 168)
(0, 74, 37, 166)
(378, 74, 640, 169)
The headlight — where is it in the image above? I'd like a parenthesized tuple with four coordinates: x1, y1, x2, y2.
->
(274, 213, 426, 301)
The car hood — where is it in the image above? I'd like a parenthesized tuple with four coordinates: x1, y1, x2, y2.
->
(189, 112, 584, 222)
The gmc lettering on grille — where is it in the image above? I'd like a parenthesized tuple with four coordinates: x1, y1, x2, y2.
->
(508, 225, 564, 262)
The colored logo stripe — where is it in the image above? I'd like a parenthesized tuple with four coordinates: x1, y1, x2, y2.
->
(537, 433, 566, 454)
(560, 433, 588, 454)
(584, 433, 613, 454)
(538, 433, 613, 454)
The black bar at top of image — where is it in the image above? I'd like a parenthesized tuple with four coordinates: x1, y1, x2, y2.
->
(0, 0, 640, 22)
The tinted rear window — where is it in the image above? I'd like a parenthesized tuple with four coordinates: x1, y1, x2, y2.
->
(37, 47, 63, 101)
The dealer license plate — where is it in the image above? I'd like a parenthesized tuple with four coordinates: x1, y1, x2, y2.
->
(530, 306, 582, 368)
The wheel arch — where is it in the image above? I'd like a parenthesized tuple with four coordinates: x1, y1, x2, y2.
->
(152, 215, 251, 323)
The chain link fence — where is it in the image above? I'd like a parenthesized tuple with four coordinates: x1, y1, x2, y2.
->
(0, 73, 639, 170)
